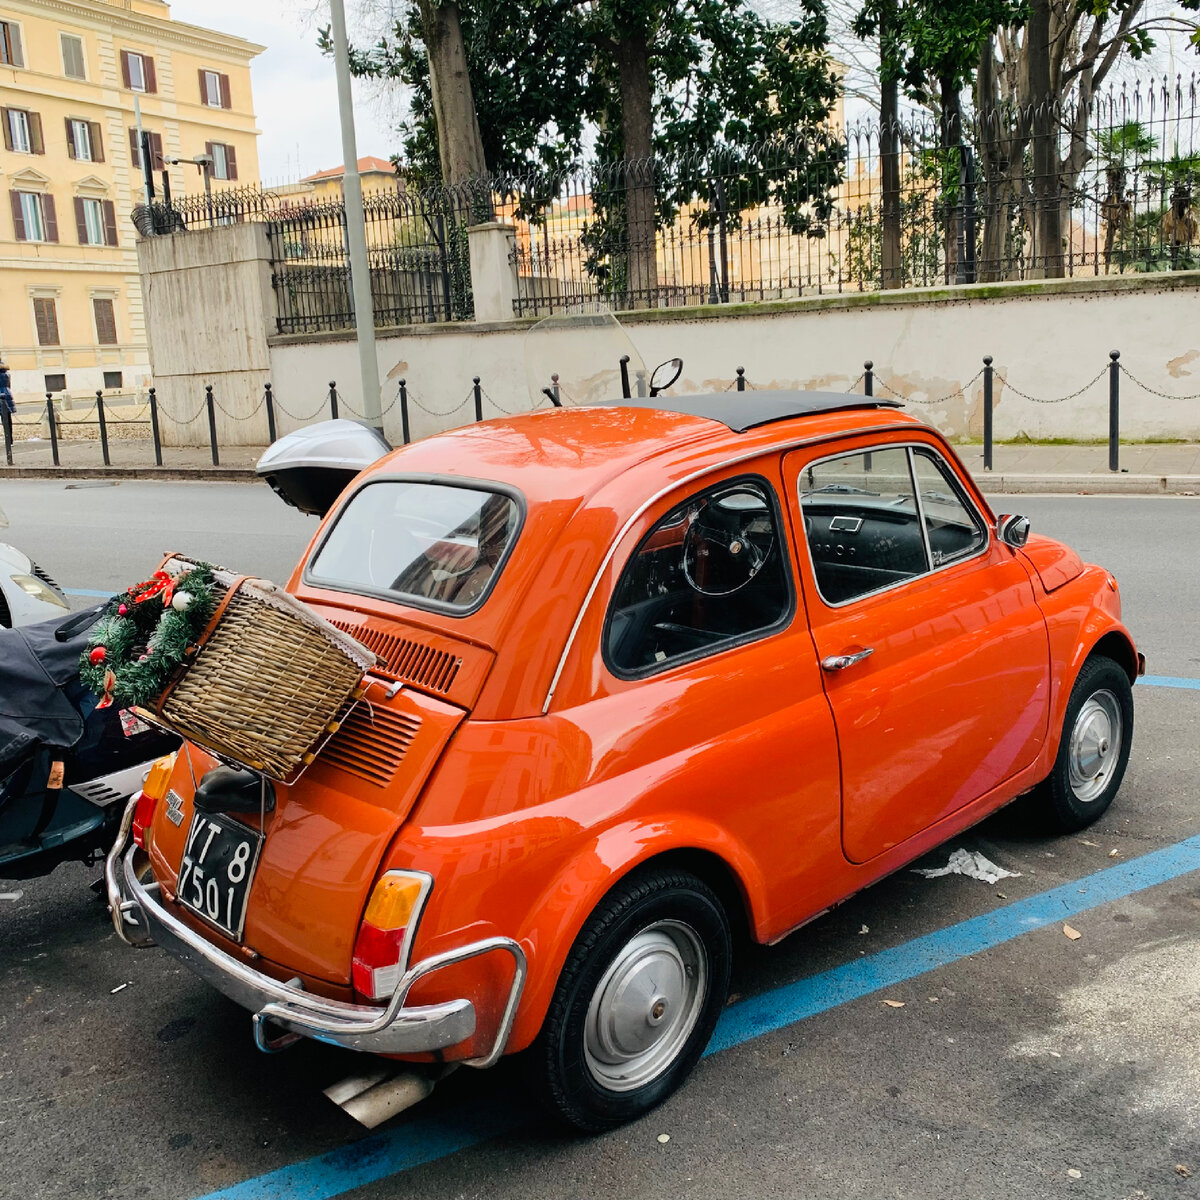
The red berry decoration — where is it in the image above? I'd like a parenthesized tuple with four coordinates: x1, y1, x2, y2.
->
(118, 604, 128, 616)
(88, 646, 107, 665)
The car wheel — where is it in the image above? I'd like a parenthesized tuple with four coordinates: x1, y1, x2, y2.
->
(531, 867, 732, 1132)
(1033, 655, 1134, 833)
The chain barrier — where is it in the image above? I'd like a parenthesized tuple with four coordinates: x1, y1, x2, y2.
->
(272, 395, 331, 422)
(157, 398, 212, 425)
(873, 368, 986, 407)
(480, 385, 523, 416)
(211, 392, 266, 421)
(1118, 364, 1200, 402)
(846, 372, 866, 393)
(994, 365, 1108, 406)
(404, 391, 474, 419)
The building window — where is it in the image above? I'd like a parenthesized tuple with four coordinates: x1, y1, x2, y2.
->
(120, 50, 156, 93)
(81, 198, 104, 245)
(66, 118, 103, 162)
(44, 374, 67, 394)
(207, 141, 238, 181)
(94, 299, 118, 346)
(3, 107, 43, 154)
(0, 20, 24, 68)
(200, 69, 231, 108)
(61, 33, 85, 79)
(103, 371, 123, 389)
(11, 192, 58, 243)
(33, 300, 61, 348)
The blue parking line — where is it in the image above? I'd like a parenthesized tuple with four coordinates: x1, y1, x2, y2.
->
(1140, 674, 1200, 691)
(63, 587, 112, 597)
(196, 833, 1200, 1200)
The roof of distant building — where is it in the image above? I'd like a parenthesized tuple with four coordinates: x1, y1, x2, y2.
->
(303, 156, 397, 182)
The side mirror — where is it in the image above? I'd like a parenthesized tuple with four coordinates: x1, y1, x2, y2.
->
(996, 514, 1030, 549)
(649, 358, 683, 397)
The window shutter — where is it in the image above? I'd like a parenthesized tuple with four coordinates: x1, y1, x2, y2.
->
(144, 56, 157, 94)
(42, 194, 58, 243)
(204, 140, 213, 162)
(90, 122, 104, 163)
(226, 144, 238, 181)
(129, 127, 140, 168)
(29, 111, 44, 155)
(102, 200, 118, 246)
(34, 299, 60, 347)
(120, 50, 131, 90)
(1, 111, 11, 153)
(65, 117, 77, 159)
(74, 197, 88, 243)
(5, 23, 24, 69)
(219, 73, 232, 109)
(198, 68, 207, 103)
(94, 299, 118, 345)
(150, 132, 164, 171)
(10, 190, 26, 241)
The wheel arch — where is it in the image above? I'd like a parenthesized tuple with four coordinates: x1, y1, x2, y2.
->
(1089, 628, 1139, 683)
(506, 822, 766, 1054)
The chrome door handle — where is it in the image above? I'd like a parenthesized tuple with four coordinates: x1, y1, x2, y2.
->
(821, 648, 875, 672)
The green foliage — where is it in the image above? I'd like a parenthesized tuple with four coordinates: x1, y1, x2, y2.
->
(1095, 121, 1158, 169)
(80, 565, 219, 709)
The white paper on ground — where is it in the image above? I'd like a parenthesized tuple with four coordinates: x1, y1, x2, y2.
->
(912, 848, 1021, 884)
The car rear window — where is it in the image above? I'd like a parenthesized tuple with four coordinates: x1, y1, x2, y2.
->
(307, 481, 521, 613)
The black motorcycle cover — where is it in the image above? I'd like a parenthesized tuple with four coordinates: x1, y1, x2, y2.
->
(0, 605, 103, 773)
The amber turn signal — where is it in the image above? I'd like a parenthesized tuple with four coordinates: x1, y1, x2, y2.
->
(364, 873, 426, 932)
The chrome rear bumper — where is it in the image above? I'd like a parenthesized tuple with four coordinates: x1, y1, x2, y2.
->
(106, 800, 526, 1061)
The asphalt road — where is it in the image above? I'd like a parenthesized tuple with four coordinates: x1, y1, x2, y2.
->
(1, 481, 1199, 1200)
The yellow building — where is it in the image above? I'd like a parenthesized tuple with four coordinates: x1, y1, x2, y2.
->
(0, 0, 262, 403)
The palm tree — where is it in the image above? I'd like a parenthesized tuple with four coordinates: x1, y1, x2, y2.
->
(1094, 120, 1156, 269)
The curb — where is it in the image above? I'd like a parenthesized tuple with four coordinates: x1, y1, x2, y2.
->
(974, 473, 1200, 495)
(1, 466, 258, 482)
(2, 467, 1198, 495)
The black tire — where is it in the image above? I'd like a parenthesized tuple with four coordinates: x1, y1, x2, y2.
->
(530, 866, 732, 1132)
(1031, 654, 1134, 833)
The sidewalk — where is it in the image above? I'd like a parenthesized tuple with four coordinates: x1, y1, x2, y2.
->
(1, 435, 1198, 493)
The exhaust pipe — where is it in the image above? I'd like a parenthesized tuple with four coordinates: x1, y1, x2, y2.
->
(324, 1065, 442, 1129)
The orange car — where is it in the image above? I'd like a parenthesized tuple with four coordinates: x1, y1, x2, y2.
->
(107, 391, 1140, 1130)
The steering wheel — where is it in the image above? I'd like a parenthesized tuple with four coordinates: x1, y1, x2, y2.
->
(681, 507, 773, 597)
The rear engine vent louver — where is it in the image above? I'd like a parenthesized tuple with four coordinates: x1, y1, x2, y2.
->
(321, 704, 421, 788)
(329, 621, 462, 695)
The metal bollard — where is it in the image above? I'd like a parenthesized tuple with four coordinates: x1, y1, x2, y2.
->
(149, 388, 163, 466)
(982, 356, 994, 472)
(96, 392, 110, 467)
(329, 381, 338, 421)
(473, 377, 483, 423)
(551, 373, 562, 408)
(736, 367, 746, 392)
(264, 383, 277, 444)
(863, 361, 874, 472)
(205, 384, 219, 467)
(619, 355, 632, 400)
(1, 407, 12, 468)
(1109, 350, 1120, 473)
(399, 380, 411, 445)
(46, 395, 60, 467)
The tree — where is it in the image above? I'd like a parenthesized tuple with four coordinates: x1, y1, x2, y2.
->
(335, 0, 845, 307)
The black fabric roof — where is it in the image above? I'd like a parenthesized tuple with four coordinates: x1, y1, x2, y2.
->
(601, 390, 903, 433)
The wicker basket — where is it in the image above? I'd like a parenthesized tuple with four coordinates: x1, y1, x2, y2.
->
(154, 555, 377, 782)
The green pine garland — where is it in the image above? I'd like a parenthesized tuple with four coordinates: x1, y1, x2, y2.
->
(80, 563, 220, 708)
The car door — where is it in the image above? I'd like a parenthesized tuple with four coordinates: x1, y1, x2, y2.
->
(782, 438, 1051, 864)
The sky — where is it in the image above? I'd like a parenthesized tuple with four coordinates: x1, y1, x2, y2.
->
(168, 0, 404, 184)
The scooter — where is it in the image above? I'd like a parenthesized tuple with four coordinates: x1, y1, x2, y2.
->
(0, 606, 178, 880)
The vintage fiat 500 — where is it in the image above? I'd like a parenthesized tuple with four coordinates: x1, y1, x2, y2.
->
(108, 391, 1140, 1130)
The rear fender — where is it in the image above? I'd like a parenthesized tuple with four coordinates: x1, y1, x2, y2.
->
(501, 814, 768, 1054)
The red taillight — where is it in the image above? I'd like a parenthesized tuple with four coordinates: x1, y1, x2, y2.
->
(131, 790, 158, 849)
(352, 921, 408, 1000)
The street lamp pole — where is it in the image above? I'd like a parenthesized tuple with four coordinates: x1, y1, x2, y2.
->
(328, 0, 383, 432)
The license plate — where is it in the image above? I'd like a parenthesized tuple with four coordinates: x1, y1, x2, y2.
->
(176, 811, 263, 941)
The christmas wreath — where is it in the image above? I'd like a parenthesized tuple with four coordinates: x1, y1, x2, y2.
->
(79, 564, 221, 710)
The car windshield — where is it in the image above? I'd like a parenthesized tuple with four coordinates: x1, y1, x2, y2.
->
(307, 481, 520, 612)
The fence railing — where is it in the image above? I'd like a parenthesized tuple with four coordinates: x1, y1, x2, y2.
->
(5, 352, 1196, 475)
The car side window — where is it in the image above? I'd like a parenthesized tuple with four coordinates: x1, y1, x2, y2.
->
(800, 446, 927, 605)
(605, 477, 792, 675)
(911, 448, 988, 567)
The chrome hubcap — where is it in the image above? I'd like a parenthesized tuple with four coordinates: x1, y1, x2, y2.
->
(583, 920, 707, 1093)
(1068, 689, 1123, 803)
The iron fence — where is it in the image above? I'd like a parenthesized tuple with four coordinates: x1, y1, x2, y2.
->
(141, 75, 1199, 330)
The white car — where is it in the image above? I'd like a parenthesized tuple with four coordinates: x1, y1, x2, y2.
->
(0, 504, 70, 627)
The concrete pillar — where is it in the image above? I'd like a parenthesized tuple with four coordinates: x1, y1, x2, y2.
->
(467, 222, 519, 324)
